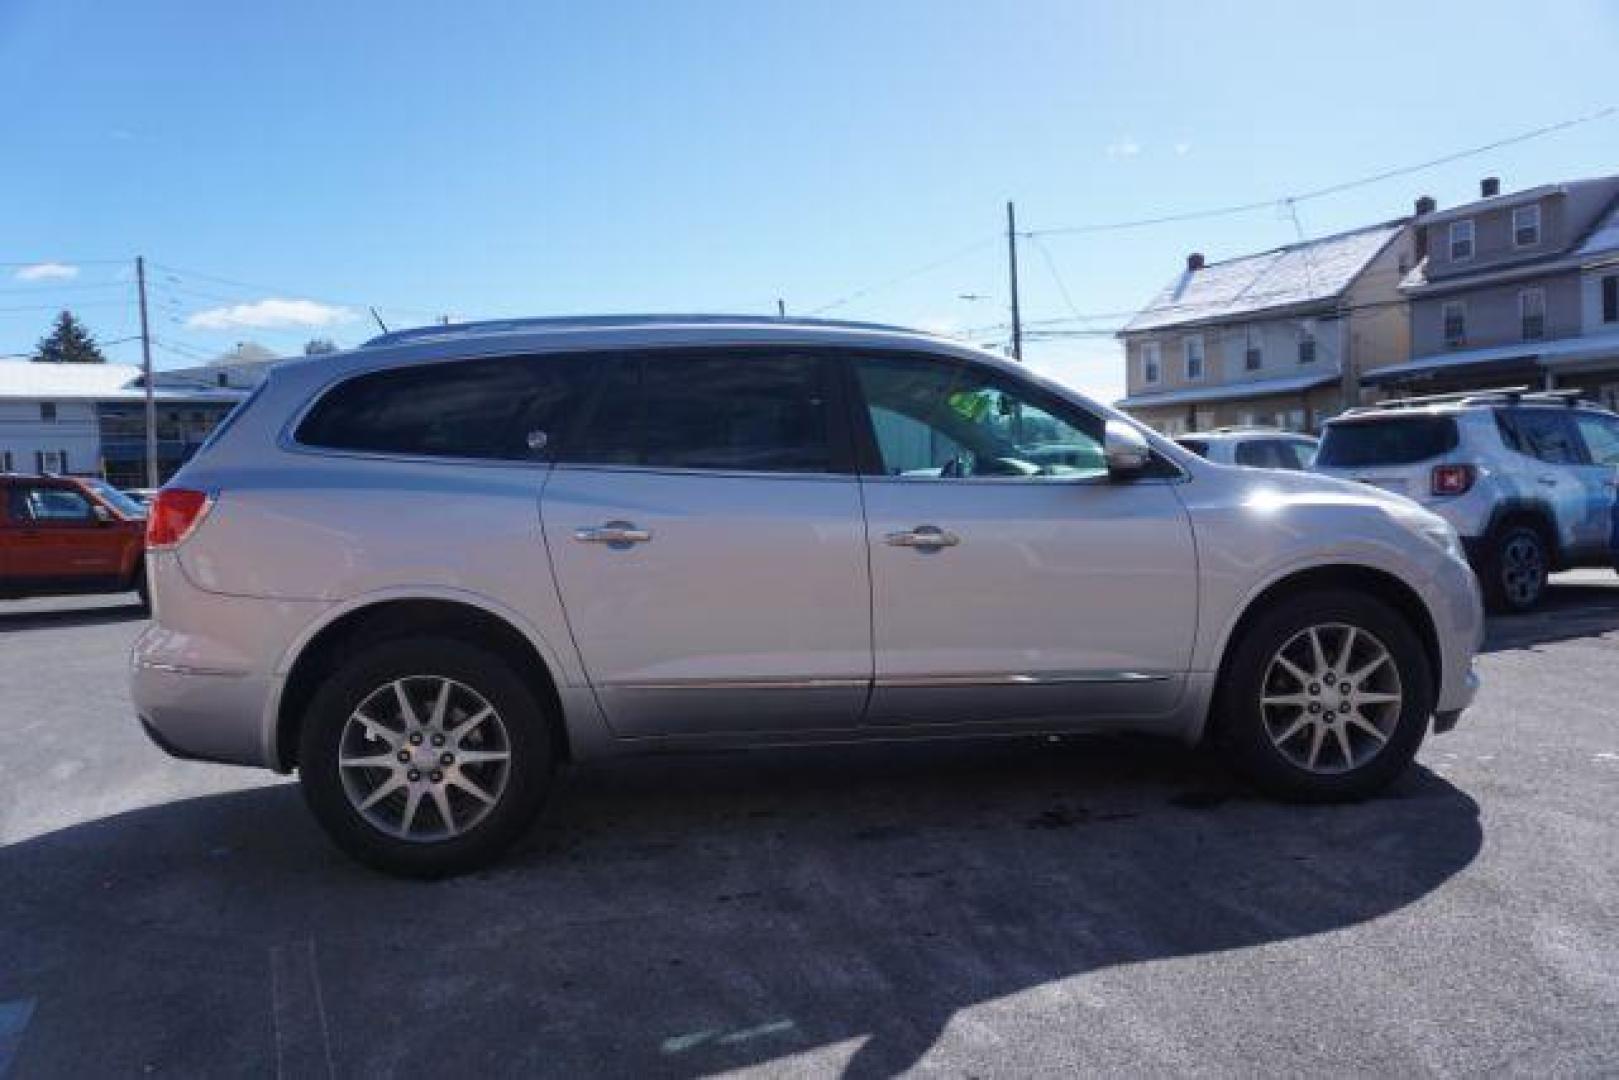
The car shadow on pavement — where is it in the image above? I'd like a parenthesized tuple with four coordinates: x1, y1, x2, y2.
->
(0, 737, 1481, 1076)
(1484, 579, 1619, 653)
(0, 601, 146, 634)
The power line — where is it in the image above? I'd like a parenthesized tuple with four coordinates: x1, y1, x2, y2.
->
(807, 235, 999, 316)
(1028, 104, 1616, 238)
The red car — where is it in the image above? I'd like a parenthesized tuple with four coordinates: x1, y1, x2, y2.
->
(0, 474, 148, 606)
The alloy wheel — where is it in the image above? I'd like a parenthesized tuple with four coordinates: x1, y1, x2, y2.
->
(337, 676, 513, 842)
(1259, 623, 1403, 775)
(1502, 533, 1546, 608)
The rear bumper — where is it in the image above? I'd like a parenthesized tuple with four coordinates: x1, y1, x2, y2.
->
(128, 552, 327, 770)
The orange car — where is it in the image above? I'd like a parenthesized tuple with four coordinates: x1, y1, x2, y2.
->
(0, 474, 148, 605)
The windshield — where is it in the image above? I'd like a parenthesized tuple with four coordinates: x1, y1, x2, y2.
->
(1316, 416, 1458, 468)
(81, 479, 147, 518)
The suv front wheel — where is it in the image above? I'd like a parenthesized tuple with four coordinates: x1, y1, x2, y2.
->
(1214, 590, 1434, 801)
(298, 636, 555, 877)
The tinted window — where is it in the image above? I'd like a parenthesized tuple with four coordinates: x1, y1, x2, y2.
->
(1176, 439, 1210, 458)
(1497, 409, 1584, 465)
(296, 356, 595, 460)
(1573, 413, 1619, 467)
(1279, 440, 1318, 470)
(1316, 417, 1459, 467)
(565, 351, 836, 474)
(853, 354, 1106, 479)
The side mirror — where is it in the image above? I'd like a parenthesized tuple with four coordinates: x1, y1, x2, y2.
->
(1104, 419, 1152, 480)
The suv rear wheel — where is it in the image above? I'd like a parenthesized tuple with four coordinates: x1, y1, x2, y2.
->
(1480, 523, 1548, 613)
(298, 636, 555, 877)
(1214, 590, 1433, 801)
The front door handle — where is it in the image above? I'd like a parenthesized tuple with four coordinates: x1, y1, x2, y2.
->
(574, 521, 652, 545)
(885, 525, 960, 549)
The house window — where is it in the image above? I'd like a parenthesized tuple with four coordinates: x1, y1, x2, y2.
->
(1183, 336, 1205, 381)
(39, 402, 57, 422)
(1513, 204, 1541, 248)
(1297, 331, 1317, 364)
(1603, 275, 1618, 324)
(1245, 342, 1262, 371)
(1, 451, 12, 472)
(1142, 342, 1161, 384)
(1443, 301, 1467, 346)
(1520, 288, 1546, 340)
(1449, 220, 1475, 261)
(37, 450, 65, 474)
(216, 372, 229, 387)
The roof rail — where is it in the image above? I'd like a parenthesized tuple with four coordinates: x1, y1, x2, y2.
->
(1341, 385, 1592, 416)
(362, 313, 926, 349)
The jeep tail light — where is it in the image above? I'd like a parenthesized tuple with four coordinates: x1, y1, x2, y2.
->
(147, 488, 214, 549)
(1430, 464, 1475, 497)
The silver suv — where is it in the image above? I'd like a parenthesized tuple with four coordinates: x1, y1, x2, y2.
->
(131, 315, 1483, 876)
(1314, 389, 1619, 612)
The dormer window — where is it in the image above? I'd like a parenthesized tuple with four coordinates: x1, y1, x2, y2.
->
(1449, 220, 1475, 261)
(1513, 204, 1541, 248)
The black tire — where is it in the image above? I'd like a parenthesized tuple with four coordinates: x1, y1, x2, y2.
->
(298, 636, 555, 878)
(1478, 523, 1548, 613)
(1213, 589, 1434, 802)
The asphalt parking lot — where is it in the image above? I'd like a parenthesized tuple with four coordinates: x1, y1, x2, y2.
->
(2, 578, 1618, 1077)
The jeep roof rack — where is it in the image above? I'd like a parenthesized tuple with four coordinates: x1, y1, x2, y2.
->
(1341, 386, 1590, 416)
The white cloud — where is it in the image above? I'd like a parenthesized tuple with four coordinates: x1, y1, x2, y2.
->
(1174, 141, 1192, 156)
(186, 297, 357, 331)
(15, 262, 79, 282)
(1105, 136, 1142, 160)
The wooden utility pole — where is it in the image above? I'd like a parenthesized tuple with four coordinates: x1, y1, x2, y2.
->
(136, 256, 158, 487)
(1006, 201, 1023, 360)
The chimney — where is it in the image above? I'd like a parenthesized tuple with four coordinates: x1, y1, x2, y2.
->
(1186, 252, 1205, 272)
(1414, 195, 1437, 216)
(1481, 176, 1501, 198)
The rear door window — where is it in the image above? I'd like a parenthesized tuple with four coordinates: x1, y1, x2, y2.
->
(296, 355, 598, 460)
(1316, 416, 1459, 467)
(1498, 409, 1586, 465)
(10, 486, 96, 523)
(563, 350, 842, 474)
(1571, 412, 1619, 467)
(1235, 440, 1282, 468)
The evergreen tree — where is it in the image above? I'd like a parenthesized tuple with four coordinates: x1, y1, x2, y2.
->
(303, 338, 338, 356)
(32, 310, 107, 363)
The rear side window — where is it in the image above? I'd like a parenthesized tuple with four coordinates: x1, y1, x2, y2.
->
(564, 351, 838, 474)
(1497, 409, 1585, 465)
(1176, 439, 1210, 458)
(1316, 416, 1459, 467)
(296, 355, 595, 460)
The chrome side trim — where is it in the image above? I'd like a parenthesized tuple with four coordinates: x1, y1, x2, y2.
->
(875, 671, 1171, 689)
(134, 660, 245, 678)
(605, 677, 869, 691)
(605, 672, 1171, 692)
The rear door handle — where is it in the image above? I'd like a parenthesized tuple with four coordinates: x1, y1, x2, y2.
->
(574, 521, 652, 545)
(885, 525, 960, 549)
(1537, 476, 1559, 487)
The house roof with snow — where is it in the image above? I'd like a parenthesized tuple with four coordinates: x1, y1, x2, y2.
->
(0, 361, 247, 403)
(1122, 219, 1407, 334)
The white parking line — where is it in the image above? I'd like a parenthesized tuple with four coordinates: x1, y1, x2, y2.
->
(269, 941, 336, 1079)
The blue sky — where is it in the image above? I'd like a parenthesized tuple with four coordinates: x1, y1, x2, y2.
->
(2, 0, 1616, 400)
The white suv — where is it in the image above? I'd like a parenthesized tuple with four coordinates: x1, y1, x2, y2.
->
(132, 315, 1482, 876)
(1314, 390, 1619, 612)
(1175, 428, 1318, 471)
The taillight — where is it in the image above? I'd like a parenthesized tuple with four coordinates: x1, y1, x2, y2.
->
(146, 488, 214, 549)
(1430, 464, 1475, 496)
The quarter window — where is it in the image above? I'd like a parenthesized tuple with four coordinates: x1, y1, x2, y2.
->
(566, 351, 837, 474)
(1449, 220, 1474, 261)
(1513, 204, 1541, 247)
(295, 355, 597, 460)
(852, 354, 1107, 480)
(1573, 413, 1619, 467)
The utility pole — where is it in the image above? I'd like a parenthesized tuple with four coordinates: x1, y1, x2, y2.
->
(1006, 201, 1023, 361)
(776, 298, 786, 318)
(136, 256, 158, 488)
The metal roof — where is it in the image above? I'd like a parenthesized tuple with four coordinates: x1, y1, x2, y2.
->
(1361, 332, 1619, 385)
(1122, 220, 1406, 333)
(1115, 370, 1339, 410)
